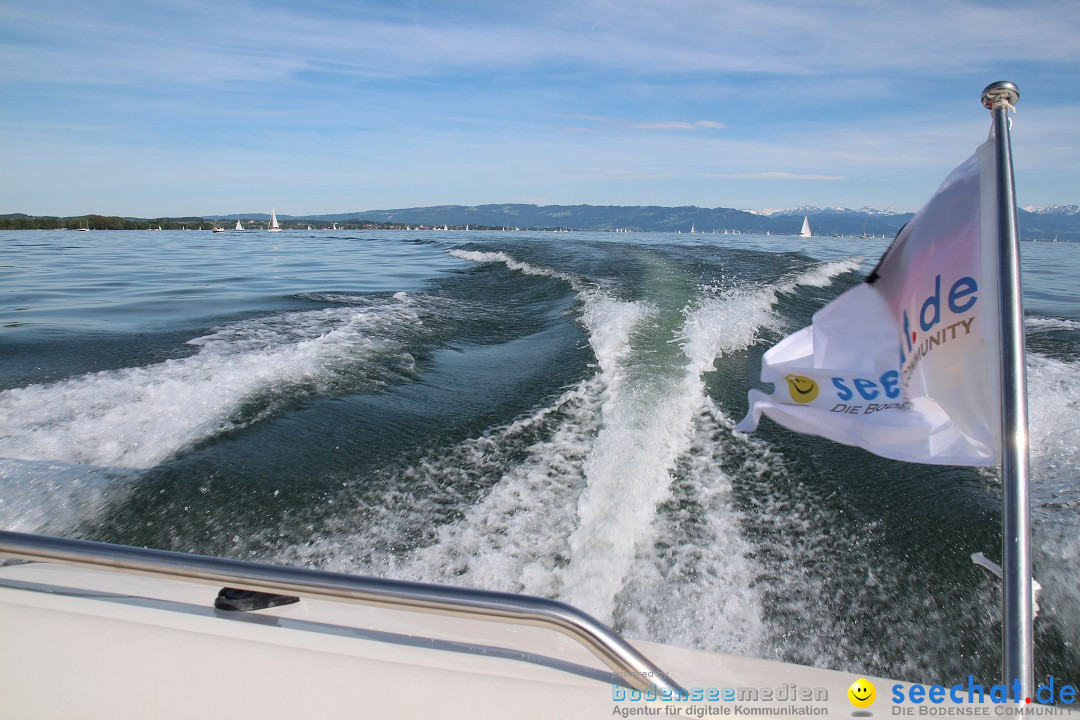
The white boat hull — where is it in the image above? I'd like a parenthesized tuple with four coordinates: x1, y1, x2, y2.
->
(0, 561, 908, 718)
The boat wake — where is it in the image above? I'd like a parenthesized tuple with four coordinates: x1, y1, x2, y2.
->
(275, 251, 867, 659)
(0, 296, 423, 470)
(0, 294, 427, 534)
(8, 240, 1075, 684)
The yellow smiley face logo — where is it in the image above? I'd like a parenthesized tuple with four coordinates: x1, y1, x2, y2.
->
(784, 374, 819, 403)
(847, 678, 876, 708)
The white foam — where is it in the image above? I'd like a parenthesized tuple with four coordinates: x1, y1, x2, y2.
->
(779, 256, 865, 291)
(557, 291, 673, 619)
(398, 378, 603, 595)
(297, 291, 414, 306)
(448, 249, 585, 290)
(1025, 351, 1080, 662)
(0, 300, 422, 470)
(1028, 352, 1080, 475)
(1026, 316, 1080, 332)
(0, 458, 135, 536)
(615, 403, 765, 656)
(275, 376, 603, 586)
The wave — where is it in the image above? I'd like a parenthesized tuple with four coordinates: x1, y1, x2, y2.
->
(777, 256, 865, 291)
(1026, 316, 1080, 332)
(448, 249, 585, 291)
(0, 295, 423, 470)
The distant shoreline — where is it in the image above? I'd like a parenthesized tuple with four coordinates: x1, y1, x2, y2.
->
(2, 202, 1077, 241)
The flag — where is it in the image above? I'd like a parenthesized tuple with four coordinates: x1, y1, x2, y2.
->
(736, 138, 1002, 465)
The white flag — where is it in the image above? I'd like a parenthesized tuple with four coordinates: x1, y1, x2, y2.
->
(736, 139, 1001, 465)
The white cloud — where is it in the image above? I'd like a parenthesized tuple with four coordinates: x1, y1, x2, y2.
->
(701, 172, 846, 181)
(630, 121, 728, 131)
(559, 116, 728, 133)
(6, 0, 1078, 86)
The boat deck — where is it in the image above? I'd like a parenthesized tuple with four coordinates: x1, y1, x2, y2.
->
(0, 560, 889, 718)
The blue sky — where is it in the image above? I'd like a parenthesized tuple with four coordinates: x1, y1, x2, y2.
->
(2, 0, 1078, 217)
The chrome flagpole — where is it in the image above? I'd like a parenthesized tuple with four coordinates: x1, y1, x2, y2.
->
(981, 81, 1032, 696)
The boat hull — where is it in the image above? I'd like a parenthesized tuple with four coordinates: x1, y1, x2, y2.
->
(0, 561, 904, 718)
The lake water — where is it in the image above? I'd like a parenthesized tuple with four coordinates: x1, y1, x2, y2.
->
(1, 229, 1078, 687)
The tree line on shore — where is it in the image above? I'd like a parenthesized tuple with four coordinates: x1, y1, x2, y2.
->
(0, 214, 532, 232)
(3, 204, 1076, 239)
(0, 214, 209, 230)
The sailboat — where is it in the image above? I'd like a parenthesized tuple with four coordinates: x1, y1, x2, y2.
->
(268, 209, 282, 232)
(235, 220, 244, 232)
(798, 216, 812, 238)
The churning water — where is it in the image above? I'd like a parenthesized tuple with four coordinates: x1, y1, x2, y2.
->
(1, 229, 1077, 686)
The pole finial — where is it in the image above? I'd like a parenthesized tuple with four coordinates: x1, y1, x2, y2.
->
(982, 81, 1020, 111)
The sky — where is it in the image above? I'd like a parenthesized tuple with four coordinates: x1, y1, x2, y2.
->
(1, 0, 1078, 217)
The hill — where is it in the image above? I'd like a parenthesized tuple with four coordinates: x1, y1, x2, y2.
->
(207, 204, 909, 236)
(5, 204, 1079, 239)
(224, 204, 1080, 240)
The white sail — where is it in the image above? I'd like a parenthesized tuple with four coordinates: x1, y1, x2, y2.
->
(269, 209, 282, 232)
(235, 220, 244, 231)
(799, 216, 812, 238)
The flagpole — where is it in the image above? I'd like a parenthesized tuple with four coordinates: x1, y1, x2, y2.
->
(981, 80, 1032, 697)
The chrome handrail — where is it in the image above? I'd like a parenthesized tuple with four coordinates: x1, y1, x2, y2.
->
(0, 530, 683, 695)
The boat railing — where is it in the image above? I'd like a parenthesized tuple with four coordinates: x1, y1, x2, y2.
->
(0, 529, 683, 695)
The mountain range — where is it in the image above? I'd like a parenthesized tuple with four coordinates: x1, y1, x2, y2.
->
(5, 203, 1077, 239)
(207, 203, 1080, 240)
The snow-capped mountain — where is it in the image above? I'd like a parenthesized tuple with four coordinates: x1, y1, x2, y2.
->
(1023, 205, 1080, 216)
(762, 206, 903, 217)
